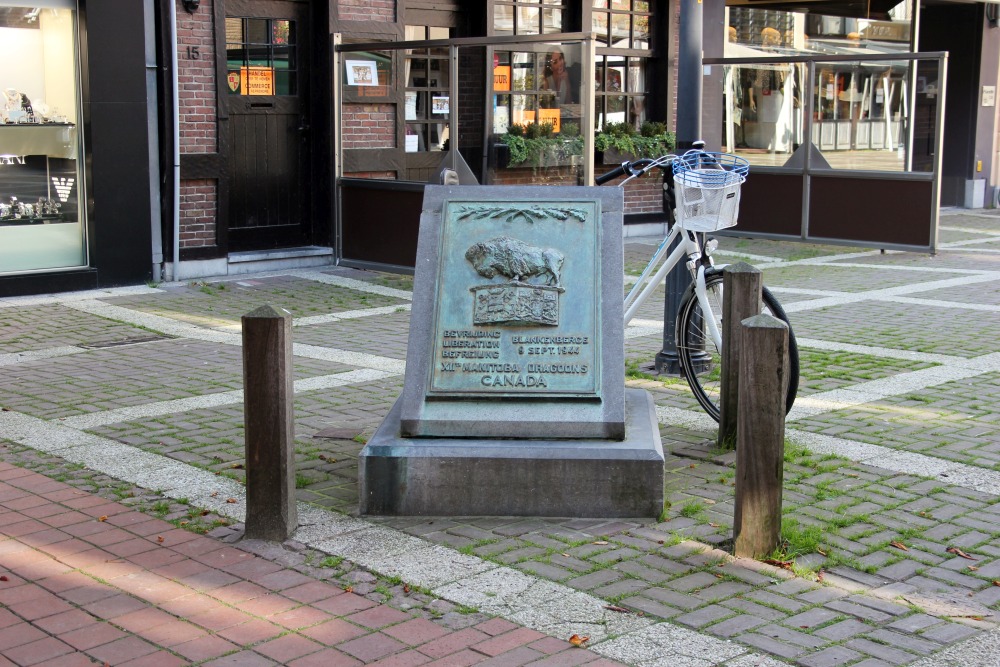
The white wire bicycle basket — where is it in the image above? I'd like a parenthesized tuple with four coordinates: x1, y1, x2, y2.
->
(671, 150, 749, 232)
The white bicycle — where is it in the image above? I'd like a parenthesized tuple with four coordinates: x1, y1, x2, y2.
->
(596, 147, 800, 421)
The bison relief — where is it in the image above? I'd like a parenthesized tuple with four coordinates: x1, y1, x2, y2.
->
(465, 236, 564, 288)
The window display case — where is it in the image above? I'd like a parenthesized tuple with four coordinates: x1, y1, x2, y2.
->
(0, 2, 84, 274)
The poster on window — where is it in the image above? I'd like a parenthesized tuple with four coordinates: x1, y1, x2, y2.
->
(346, 60, 379, 86)
(538, 108, 561, 133)
(432, 96, 450, 115)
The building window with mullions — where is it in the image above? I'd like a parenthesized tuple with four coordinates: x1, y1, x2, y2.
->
(493, 0, 566, 36)
(592, 0, 652, 130)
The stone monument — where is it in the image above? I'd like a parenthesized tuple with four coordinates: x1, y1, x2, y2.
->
(358, 185, 664, 517)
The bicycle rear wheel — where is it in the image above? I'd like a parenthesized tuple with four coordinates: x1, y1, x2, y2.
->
(675, 268, 799, 421)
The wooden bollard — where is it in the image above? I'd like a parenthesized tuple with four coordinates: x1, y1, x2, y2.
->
(733, 313, 788, 559)
(242, 304, 297, 541)
(718, 262, 762, 450)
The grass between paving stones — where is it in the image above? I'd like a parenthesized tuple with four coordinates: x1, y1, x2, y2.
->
(104, 276, 408, 325)
(0, 439, 492, 626)
(5, 434, 997, 661)
(794, 348, 938, 395)
(791, 370, 1000, 471)
(659, 443, 1000, 611)
(84, 376, 405, 514)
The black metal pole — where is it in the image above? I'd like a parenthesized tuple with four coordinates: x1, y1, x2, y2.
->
(655, 0, 703, 375)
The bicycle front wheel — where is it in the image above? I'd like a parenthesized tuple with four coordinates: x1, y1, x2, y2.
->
(675, 269, 800, 422)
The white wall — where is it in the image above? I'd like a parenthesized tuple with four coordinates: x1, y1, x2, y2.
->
(0, 27, 45, 103)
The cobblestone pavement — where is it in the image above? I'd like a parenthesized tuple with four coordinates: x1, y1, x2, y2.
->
(2, 209, 1000, 665)
(0, 461, 621, 666)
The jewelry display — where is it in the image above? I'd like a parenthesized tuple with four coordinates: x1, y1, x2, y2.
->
(1, 88, 70, 125)
(0, 195, 63, 224)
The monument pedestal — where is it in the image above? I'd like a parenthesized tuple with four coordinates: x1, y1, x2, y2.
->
(359, 388, 664, 517)
(359, 185, 664, 518)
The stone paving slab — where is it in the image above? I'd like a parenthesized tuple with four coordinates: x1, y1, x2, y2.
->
(786, 299, 1000, 357)
(101, 275, 410, 329)
(0, 339, 355, 421)
(0, 303, 161, 354)
(791, 371, 1000, 470)
(0, 462, 620, 666)
(762, 265, 971, 294)
(292, 311, 412, 359)
(2, 230, 1000, 665)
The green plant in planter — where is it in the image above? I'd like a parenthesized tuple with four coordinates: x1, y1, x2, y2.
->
(595, 121, 675, 158)
(500, 121, 585, 167)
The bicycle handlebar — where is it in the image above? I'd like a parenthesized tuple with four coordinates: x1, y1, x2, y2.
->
(594, 156, 667, 185)
(594, 161, 630, 185)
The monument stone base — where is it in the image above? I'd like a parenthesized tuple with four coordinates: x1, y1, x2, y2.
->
(359, 388, 664, 518)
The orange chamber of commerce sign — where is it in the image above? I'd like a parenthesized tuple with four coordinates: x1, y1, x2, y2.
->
(228, 67, 274, 95)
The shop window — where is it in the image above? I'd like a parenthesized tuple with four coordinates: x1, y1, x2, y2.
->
(404, 26, 451, 152)
(592, 0, 651, 48)
(493, 47, 583, 135)
(0, 2, 85, 274)
(494, 0, 565, 36)
(593, 0, 653, 129)
(724, 3, 915, 170)
(226, 17, 298, 95)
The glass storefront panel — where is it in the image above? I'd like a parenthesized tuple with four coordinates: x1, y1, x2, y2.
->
(0, 2, 85, 274)
(722, 2, 918, 172)
(718, 57, 925, 172)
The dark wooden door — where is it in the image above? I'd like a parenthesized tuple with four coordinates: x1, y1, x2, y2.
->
(224, 0, 310, 251)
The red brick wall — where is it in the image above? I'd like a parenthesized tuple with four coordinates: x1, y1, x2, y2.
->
(176, 0, 217, 154)
(624, 177, 664, 214)
(176, 0, 219, 253)
(491, 167, 580, 186)
(490, 168, 664, 215)
(343, 104, 395, 149)
(179, 180, 217, 248)
(338, 0, 394, 22)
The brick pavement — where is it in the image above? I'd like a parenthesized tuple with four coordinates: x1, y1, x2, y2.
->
(0, 462, 621, 666)
(1, 212, 1000, 664)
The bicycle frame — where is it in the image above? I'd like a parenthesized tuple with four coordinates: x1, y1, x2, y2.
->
(623, 223, 722, 352)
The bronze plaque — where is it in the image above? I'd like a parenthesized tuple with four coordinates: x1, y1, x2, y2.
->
(428, 200, 602, 397)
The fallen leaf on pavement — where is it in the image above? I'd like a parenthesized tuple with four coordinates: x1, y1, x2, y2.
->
(604, 605, 630, 613)
(157, 536, 164, 543)
(817, 570, 825, 582)
(968, 565, 979, 571)
(561, 553, 570, 558)
(709, 523, 720, 528)
(889, 541, 908, 551)
(568, 634, 589, 646)
(231, 463, 244, 469)
(0, 575, 8, 582)
(210, 491, 219, 497)
(344, 586, 354, 593)
(817, 548, 827, 556)
(993, 581, 1000, 587)
(592, 541, 608, 545)
(200, 510, 210, 516)
(403, 584, 411, 594)
(226, 498, 237, 503)
(763, 559, 793, 570)
(947, 547, 978, 560)
(98, 516, 108, 522)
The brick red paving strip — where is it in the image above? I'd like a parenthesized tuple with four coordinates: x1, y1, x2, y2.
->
(0, 464, 623, 665)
